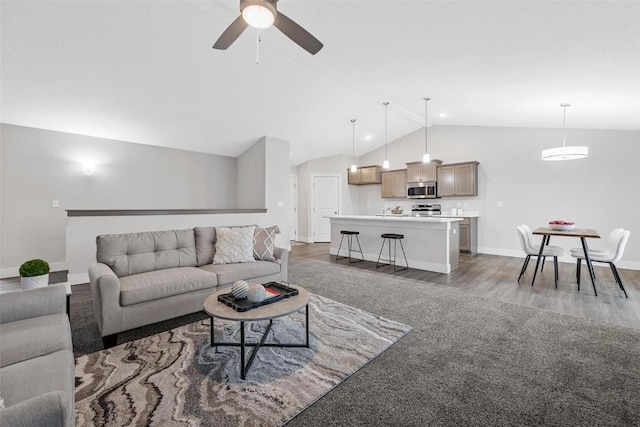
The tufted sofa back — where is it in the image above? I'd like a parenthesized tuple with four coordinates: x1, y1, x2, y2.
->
(96, 229, 197, 277)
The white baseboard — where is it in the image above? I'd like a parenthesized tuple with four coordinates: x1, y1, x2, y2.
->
(0, 261, 68, 279)
(69, 272, 89, 286)
(478, 247, 640, 270)
(297, 236, 314, 243)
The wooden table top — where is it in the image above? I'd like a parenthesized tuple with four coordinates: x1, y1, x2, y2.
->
(204, 285, 310, 322)
(532, 227, 600, 239)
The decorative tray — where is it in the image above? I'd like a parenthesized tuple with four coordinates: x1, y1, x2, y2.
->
(218, 282, 299, 312)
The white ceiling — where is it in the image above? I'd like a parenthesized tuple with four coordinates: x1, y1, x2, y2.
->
(1, 1, 639, 165)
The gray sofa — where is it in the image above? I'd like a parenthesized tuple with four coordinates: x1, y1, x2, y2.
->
(88, 226, 288, 348)
(0, 284, 75, 427)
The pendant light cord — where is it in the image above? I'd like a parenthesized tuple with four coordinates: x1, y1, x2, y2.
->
(424, 97, 430, 153)
(351, 119, 356, 164)
(384, 102, 389, 159)
(562, 105, 567, 147)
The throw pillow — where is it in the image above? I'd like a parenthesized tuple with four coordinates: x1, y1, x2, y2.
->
(213, 226, 256, 264)
(254, 225, 281, 261)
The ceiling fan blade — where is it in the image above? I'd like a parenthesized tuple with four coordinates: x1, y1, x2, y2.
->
(213, 15, 249, 50)
(273, 12, 323, 55)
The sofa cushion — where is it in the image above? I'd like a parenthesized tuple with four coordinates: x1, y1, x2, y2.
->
(0, 349, 74, 425)
(253, 225, 280, 261)
(213, 226, 256, 264)
(97, 229, 197, 277)
(194, 226, 216, 266)
(119, 267, 217, 306)
(199, 260, 281, 285)
(0, 313, 71, 369)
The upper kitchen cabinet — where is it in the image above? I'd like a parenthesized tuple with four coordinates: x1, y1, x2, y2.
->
(406, 159, 442, 183)
(437, 161, 479, 197)
(348, 165, 382, 185)
(381, 169, 407, 198)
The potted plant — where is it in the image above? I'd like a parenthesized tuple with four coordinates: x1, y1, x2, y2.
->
(19, 259, 50, 289)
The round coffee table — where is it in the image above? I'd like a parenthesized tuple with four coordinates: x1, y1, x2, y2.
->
(204, 284, 310, 380)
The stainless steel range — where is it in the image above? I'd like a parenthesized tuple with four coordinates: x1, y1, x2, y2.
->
(411, 203, 442, 217)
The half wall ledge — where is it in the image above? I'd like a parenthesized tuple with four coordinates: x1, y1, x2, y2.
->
(66, 209, 267, 217)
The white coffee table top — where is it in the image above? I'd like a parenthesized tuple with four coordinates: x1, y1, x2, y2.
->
(204, 285, 309, 322)
(0, 280, 71, 295)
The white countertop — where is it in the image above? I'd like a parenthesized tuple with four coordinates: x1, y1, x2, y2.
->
(330, 215, 463, 223)
(372, 211, 479, 219)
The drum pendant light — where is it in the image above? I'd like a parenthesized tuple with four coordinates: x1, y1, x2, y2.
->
(541, 103, 589, 161)
(382, 102, 390, 169)
(423, 97, 431, 163)
(350, 119, 357, 172)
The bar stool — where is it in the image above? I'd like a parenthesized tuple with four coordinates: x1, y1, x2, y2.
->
(336, 230, 364, 263)
(376, 233, 408, 271)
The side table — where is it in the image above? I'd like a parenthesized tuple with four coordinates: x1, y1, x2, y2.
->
(204, 285, 310, 380)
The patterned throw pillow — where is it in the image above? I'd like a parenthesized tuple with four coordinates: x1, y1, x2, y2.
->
(212, 226, 256, 264)
(254, 225, 281, 261)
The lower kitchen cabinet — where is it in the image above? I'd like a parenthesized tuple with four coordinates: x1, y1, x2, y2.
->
(458, 217, 478, 254)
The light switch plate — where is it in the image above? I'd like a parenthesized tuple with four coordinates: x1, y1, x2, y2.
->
(496, 201, 504, 208)
(52, 200, 59, 208)
(277, 202, 284, 208)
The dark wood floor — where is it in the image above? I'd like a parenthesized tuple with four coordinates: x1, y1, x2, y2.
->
(62, 243, 639, 329)
(291, 243, 640, 330)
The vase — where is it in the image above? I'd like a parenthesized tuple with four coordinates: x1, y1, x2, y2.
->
(21, 273, 49, 290)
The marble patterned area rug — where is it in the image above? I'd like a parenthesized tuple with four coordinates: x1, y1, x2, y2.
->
(75, 294, 411, 426)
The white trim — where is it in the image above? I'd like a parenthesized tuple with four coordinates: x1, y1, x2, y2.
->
(0, 261, 68, 279)
(289, 174, 298, 241)
(69, 272, 89, 285)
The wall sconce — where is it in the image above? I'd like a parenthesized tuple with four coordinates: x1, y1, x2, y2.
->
(81, 163, 96, 176)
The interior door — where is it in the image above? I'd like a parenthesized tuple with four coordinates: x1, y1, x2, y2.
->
(313, 175, 340, 242)
(289, 175, 298, 241)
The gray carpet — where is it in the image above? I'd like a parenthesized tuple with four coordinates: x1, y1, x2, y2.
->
(71, 258, 640, 426)
(75, 294, 410, 426)
(284, 259, 640, 426)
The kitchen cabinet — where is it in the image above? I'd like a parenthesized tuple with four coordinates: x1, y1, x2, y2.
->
(381, 169, 407, 198)
(437, 161, 479, 197)
(348, 165, 382, 185)
(439, 216, 478, 254)
(406, 159, 442, 183)
(458, 217, 478, 254)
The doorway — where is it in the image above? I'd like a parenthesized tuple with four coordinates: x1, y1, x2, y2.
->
(289, 175, 298, 241)
(312, 175, 341, 242)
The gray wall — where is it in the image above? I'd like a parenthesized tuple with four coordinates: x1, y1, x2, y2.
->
(0, 124, 237, 275)
(297, 125, 640, 269)
(237, 138, 266, 209)
(296, 154, 359, 242)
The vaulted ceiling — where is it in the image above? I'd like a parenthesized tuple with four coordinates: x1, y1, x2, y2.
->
(1, 1, 639, 165)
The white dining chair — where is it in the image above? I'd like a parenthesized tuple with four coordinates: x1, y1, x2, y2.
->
(569, 228, 624, 282)
(571, 229, 630, 298)
(570, 228, 624, 258)
(516, 225, 564, 287)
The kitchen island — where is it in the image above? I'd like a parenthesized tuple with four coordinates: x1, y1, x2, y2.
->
(329, 215, 463, 273)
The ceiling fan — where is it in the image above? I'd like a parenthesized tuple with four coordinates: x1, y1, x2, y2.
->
(213, 0, 323, 55)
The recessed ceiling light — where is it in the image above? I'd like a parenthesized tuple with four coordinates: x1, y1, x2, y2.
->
(439, 113, 447, 118)
(364, 135, 372, 140)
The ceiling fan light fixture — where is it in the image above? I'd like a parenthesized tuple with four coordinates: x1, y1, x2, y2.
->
(242, 2, 276, 29)
(542, 103, 589, 161)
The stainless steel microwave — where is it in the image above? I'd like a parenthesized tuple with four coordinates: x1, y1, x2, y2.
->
(407, 181, 438, 199)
